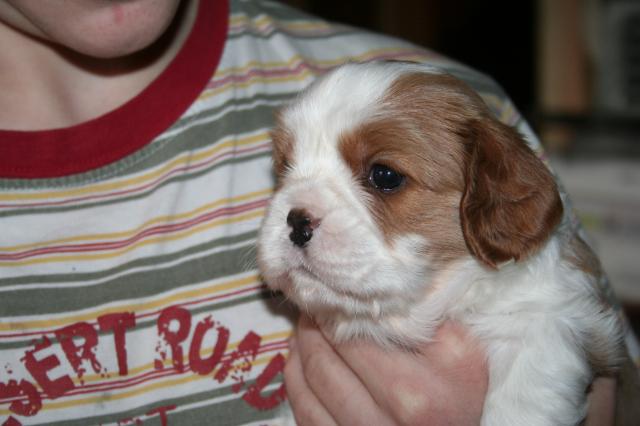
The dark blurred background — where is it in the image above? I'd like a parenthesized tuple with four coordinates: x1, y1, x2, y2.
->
(284, 0, 537, 118)
(283, 0, 640, 327)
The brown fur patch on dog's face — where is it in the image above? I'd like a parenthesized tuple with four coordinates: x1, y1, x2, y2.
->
(339, 71, 563, 269)
(270, 111, 295, 187)
(338, 73, 479, 266)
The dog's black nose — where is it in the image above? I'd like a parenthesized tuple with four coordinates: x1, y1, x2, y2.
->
(287, 208, 317, 247)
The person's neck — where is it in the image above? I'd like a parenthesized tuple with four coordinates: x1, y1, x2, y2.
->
(0, 0, 199, 131)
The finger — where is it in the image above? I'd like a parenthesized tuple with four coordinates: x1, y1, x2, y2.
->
(585, 377, 616, 426)
(336, 322, 486, 390)
(296, 316, 394, 426)
(332, 322, 487, 424)
(420, 322, 488, 384)
(285, 338, 338, 426)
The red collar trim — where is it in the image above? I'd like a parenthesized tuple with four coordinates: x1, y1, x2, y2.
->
(0, 0, 228, 179)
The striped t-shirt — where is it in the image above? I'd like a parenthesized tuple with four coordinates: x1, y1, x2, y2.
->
(0, 1, 627, 425)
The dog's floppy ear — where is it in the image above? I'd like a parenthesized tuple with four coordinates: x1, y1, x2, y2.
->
(460, 118, 563, 269)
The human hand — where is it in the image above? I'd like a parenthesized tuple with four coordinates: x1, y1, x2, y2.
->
(284, 316, 488, 426)
(285, 316, 618, 426)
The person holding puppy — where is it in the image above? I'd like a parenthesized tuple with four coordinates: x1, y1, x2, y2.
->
(0, 0, 625, 424)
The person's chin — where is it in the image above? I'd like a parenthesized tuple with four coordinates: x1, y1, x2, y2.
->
(65, 30, 167, 59)
(53, 0, 182, 59)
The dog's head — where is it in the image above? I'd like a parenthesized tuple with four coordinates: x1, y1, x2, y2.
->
(258, 62, 562, 319)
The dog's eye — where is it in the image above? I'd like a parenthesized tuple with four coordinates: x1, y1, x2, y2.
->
(368, 164, 404, 193)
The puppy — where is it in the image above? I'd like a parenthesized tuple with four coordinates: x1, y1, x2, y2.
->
(257, 61, 623, 425)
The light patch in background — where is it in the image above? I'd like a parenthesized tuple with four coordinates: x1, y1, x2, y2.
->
(551, 158, 640, 303)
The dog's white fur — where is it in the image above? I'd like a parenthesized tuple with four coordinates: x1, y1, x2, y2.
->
(258, 62, 623, 425)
